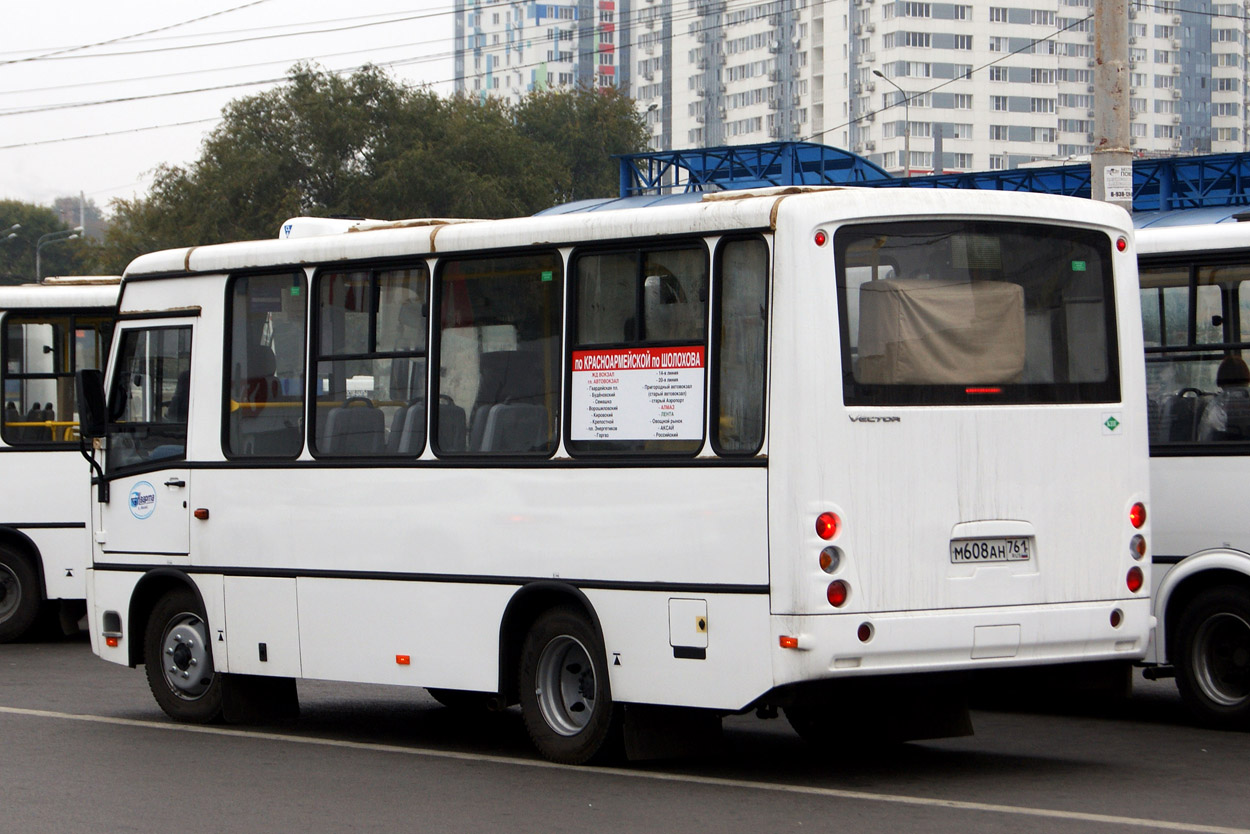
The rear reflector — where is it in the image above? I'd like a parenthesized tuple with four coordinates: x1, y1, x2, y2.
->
(779, 635, 799, 649)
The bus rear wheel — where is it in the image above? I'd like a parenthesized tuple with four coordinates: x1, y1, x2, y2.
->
(0, 546, 41, 643)
(519, 607, 622, 764)
(1175, 587, 1250, 729)
(143, 588, 223, 724)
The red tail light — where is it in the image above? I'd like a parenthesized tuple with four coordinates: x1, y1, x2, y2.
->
(1126, 566, 1144, 593)
(1129, 502, 1147, 529)
(816, 512, 841, 540)
(827, 580, 849, 607)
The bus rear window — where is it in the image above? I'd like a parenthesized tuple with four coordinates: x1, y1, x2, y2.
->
(837, 221, 1120, 406)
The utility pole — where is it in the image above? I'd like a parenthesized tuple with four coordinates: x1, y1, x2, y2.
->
(1092, 0, 1133, 212)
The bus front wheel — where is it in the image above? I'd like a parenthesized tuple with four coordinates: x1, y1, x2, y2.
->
(0, 545, 41, 643)
(143, 588, 223, 723)
(518, 607, 622, 764)
(1175, 586, 1250, 729)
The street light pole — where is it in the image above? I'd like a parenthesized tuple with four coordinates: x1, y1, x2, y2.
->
(35, 227, 83, 282)
(873, 69, 910, 176)
(2, 223, 18, 243)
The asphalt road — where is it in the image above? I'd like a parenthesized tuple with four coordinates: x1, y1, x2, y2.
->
(1, 637, 1246, 834)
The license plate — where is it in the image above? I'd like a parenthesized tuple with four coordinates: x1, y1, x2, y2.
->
(950, 537, 1031, 564)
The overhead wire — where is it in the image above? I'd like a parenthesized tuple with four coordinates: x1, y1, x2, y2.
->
(0, 0, 277, 66)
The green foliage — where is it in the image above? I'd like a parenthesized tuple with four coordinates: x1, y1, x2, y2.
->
(0, 200, 93, 284)
(101, 66, 651, 271)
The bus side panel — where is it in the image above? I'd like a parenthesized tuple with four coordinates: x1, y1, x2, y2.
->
(587, 589, 774, 710)
(191, 466, 769, 589)
(0, 450, 94, 601)
(1150, 455, 1246, 561)
(19, 527, 89, 601)
(296, 578, 512, 690)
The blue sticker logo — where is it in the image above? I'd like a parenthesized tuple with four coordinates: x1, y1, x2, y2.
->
(128, 481, 157, 520)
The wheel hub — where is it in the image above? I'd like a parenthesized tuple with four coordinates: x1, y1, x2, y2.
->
(535, 635, 597, 736)
(161, 615, 213, 699)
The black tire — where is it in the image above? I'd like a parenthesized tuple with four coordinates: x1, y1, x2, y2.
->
(518, 607, 622, 764)
(426, 688, 495, 711)
(1175, 587, 1250, 729)
(143, 588, 223, 723)
(0, 545, 42, 643)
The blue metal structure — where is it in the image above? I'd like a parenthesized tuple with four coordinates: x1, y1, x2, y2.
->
(617, 141, 893, 197)
(617, 143, 1250, 213)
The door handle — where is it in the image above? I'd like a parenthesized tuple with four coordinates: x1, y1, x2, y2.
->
(164, 478, 186, 488)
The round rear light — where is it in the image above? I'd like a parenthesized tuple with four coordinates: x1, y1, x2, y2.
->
(1110, 609, 1123, 628)
(814, 230, 828, 247)
(1129, 502, 1147, 529)
(1116, 236, 1128, 253)
(816, 512, 841, 540)
(857, 622, 873, 642)
(1126, 566, 1144, 593)
(819, 546, 842, 574)
(827, 580, 849, 607)
(1129, 534, 1146, 560)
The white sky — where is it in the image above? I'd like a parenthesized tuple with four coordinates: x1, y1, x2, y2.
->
(0, 0, 455, 213)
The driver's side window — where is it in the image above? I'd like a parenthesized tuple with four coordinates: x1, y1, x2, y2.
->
(106, 326, 192, 473)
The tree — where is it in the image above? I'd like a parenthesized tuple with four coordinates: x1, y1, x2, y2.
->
(513, 86, 651, 205)
(100, 65, 653, 269)
(0, 200, 92, 284)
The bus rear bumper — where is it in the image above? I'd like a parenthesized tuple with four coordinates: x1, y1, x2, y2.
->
(771, 598, 1154, 685)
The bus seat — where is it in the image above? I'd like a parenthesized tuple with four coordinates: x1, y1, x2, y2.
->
(386, 400, 426, 455)
(1159, 388, 1210, 442)
(438, 401, 467, 452)
(469, 350, 547, 450)
(479, 403, 549, 452)
(322, 398, 384, 456)
(856, 278, 1026, 385)
(1197, 387, 1250, 442)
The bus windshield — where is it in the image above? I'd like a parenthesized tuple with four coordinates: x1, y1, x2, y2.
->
(837, 220, 1120, 406)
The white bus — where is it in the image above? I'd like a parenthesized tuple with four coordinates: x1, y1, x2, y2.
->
(1, 277, 117, 642)
(1135, 210, 1250, 728)
(79, 188, 1151, 762)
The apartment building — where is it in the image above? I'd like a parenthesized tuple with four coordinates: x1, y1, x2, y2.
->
(456, 0, 1250, 174)
(454, 0, 629, 101)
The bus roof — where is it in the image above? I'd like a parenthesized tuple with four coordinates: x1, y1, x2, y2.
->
(1135, 211, 1250, 258)
(124, 187, 1132, 281)
(0, 279, 121, 310)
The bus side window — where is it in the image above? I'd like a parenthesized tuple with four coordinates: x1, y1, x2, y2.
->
(434, 253, 562, 456)
(713, 238, 769, 455)
(225, 272, 307, 459)
(312, 267, 428, 458)
(567, 244, 709, 456)
(2, 313, 112, 445)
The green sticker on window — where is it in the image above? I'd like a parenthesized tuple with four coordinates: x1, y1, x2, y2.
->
(540, 270, 553, 282)
(1071, 260, 1087, 272)
(290, 286, 301, 296)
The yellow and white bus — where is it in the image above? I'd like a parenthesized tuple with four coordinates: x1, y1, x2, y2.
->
(1, 276, 117, 641)
(79, 188, 1150, 762)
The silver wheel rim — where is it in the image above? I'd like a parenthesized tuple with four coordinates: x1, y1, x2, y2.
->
(1193, 611, 1250, 708)
(535, 634, 597, 736)
(160, 612, 214, 700)
(0, 564, 19, 623)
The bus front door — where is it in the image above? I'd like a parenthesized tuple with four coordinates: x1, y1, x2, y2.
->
(97, 324, 194, 560)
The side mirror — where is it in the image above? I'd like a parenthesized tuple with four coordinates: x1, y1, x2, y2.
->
(76, 369, 107, 439)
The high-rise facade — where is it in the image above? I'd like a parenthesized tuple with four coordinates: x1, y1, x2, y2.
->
(455, 0, 629, 101)
(455, 0, 1250, 174)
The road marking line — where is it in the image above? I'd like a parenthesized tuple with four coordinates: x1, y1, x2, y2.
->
(1, 704, 1244, 834)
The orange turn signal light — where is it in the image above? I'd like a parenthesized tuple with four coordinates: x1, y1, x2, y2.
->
(779, 635, 799, 649)
(396, 655, 411, 665)
(105, 636, 119, 648)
